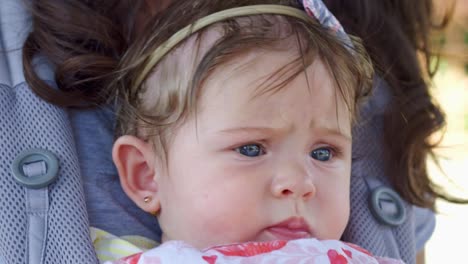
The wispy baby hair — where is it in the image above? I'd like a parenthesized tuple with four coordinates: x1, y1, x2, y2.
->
(111, 0, 373, 162)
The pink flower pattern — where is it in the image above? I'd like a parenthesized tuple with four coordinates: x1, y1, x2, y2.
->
(105, 239, 405, 264)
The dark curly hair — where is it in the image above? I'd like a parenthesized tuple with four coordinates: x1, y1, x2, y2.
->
(22, 0, 141, 107)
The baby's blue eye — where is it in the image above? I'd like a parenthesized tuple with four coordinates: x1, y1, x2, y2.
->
(310, 147, 332, 161)
(236, 144, 264, 157)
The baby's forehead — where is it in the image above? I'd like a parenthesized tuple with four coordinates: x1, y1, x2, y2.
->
(142, 14, 358, 122)
(194, 54, 352, 140)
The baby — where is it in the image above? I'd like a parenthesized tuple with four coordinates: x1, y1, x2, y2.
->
(100, 0, 402, 263)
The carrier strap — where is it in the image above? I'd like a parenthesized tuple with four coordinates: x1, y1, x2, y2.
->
(25, 188, 49, 264)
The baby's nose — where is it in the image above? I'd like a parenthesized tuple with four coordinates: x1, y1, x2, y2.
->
(271, 161, 316, 200)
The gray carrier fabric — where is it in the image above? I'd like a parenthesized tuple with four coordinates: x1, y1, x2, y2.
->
(342, 78, 415, 264)
(0, 83, 98, 264)
(1, 1, 416, 264)
(0, 1, 98, 263)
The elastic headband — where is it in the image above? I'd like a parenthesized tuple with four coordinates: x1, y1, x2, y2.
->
(133, 2, 351, 91)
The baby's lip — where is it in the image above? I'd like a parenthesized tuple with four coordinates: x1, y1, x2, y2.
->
(265, 217, 312, 240)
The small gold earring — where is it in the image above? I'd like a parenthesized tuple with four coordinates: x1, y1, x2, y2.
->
(143, 196, 152, 203)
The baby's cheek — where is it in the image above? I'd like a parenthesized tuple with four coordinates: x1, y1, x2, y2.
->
(195, 196, 259, 246)
(198, 200, 243, 231)
(186, 212, 240, 248)
(329, 194, 350, 239)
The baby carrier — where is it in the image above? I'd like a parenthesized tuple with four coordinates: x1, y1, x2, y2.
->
(0, 0, 426, 263)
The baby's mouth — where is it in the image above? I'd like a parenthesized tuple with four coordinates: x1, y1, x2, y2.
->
(264, 217, 312, 240)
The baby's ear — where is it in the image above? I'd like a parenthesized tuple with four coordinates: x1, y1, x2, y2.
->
(112, 135, 160, 214)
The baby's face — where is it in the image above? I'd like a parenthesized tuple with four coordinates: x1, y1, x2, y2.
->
(154, 50, 352, 249)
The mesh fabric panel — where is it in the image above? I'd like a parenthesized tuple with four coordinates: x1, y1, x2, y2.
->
(341, 80, 416, 264)
(0, 83, 98, 264)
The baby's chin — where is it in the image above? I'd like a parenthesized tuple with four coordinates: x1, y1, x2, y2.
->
(254, 227, 314, 242)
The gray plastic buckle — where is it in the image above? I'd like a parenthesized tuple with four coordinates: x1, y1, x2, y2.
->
(369, 186, 406, 226)
(11, 148, 59, 189)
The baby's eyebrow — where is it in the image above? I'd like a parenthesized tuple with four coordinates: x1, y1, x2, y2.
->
(308, 116, 352, 141)
(217, 126, 288, 136)
(320, 128, 352, 143)
(217, 126, 351, 142)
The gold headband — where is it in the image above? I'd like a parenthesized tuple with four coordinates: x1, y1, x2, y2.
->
(133, 4, 315, 91)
